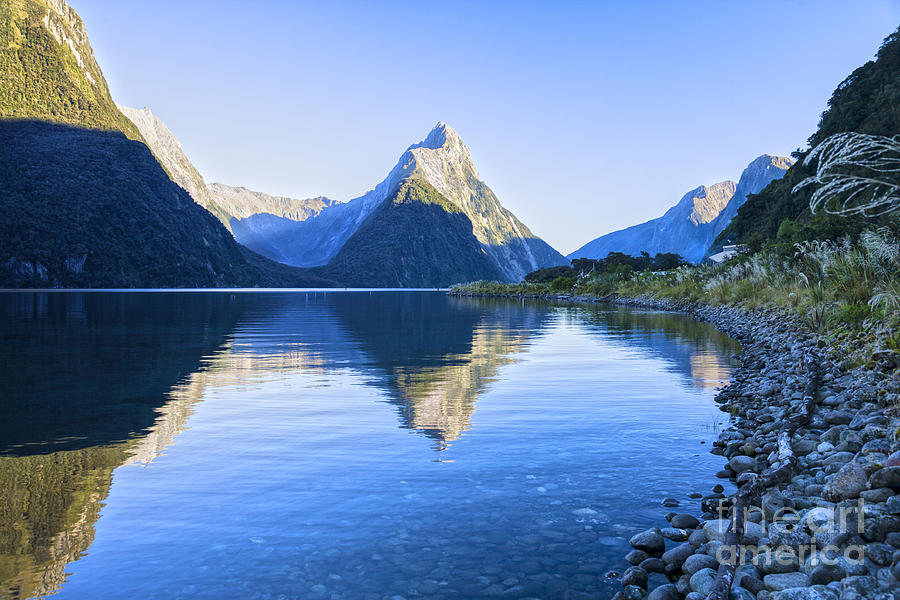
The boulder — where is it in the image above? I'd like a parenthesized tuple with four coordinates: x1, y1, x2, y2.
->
(689, 567, 717, 596)
(702, 519, 764, 545)
(771, 588, 826, 600)
(629, 528, 666, 555)
(626, 549, 648, 565)
(623, 586, 643, 600)
(622, 566, 648, 589)
(768, 520, 811, 548)
(671, 514, 701, 530)
(639, 557, 665, 573)
(683, 553, 718, 575)
(753, 549, 799, 574)
(840, 575, 878, 597)
(729, 455, 757, 474)
(661, 527, 690, 542)
(662, 543, 694, 567)
(868, 466, 900, 491)
(763, 572, 810, 591)
(808, 563, 842, 585)
(822, 462, 867, 501)
(729, 587, 755, 600)
(647, 583, 680, 600)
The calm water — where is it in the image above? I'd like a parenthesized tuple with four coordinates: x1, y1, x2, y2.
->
(0, 291, 739, 600)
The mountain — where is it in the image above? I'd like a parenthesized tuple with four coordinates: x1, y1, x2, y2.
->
(315, 177, 504, 287)
(569, 181, 737, 263)
(123, 111, 566, 285)
(397, 123, 566, 281)
(117, 105, 339, 234)
(569, 155, 793, 263)
(231, 123, 568, 281)
(207, 183, 337, 224)
(713, 155, 796, 235)
(222, 132, 436, 268)
(0, 0, 140, 138)
(719, 26, 900, 248)
(0, 0, 331, 288)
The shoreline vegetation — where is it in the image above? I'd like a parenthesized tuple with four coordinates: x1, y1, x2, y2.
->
(449, 229, 900, 600)
(451, 226, 900, 371)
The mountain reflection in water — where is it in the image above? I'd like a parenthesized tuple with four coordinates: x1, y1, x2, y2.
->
(0, 291, 739, 600)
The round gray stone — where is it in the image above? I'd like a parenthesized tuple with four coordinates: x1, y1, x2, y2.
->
(689, 567, 717, 596)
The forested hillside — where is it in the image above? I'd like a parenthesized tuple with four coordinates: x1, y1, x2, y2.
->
(719, 27, 900, 248)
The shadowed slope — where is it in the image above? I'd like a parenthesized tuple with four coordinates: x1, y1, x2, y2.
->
(0, 121, 334, 288)
(317, 177, 504, 287)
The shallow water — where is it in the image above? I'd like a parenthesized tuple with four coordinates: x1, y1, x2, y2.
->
(0, 291, 739, 600)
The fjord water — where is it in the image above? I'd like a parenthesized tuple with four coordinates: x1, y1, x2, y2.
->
(0, 291, 739, 600)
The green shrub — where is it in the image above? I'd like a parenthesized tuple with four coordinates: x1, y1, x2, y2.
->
(829, 302, 872, 328)
(550, 276, 575, 292)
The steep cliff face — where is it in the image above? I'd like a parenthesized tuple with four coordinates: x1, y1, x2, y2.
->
(116, 105, 222, 218)
(402, 123, 567, 281)
(237, 122, 567, 280)
(569, 155, 793, 263)
(0, 0, 140, 138)
(711, 154, 796, 242)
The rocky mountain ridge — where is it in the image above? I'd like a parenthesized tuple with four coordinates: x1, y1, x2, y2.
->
(226, 122, 567, 280)
(124, 110, 567, 282)
(569, 155, 794, 263)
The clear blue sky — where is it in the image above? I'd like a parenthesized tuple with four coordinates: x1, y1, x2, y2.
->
(72, 0, 899, 254)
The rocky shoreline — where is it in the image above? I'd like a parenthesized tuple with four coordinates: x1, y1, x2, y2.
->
(449, 290, 900, 600)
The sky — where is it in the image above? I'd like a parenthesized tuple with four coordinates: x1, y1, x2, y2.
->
(72, 0, 900, 254)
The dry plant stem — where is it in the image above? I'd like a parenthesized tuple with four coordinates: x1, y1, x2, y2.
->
(704, 353, 820, 600)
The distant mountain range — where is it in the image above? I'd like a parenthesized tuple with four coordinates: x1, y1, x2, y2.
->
(0, 0, 565, 288)
(5, 0, 858, 289)
(122, 105, 568, 285)
(569, 155, 794, 263)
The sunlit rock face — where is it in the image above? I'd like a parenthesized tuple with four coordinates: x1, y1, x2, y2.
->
(116, 105, 215, 211)
(569, 155, 794, 263)
(710, 154, 796, 236)
(400, 123, 567, 281)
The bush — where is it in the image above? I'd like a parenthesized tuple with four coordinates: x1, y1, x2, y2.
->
(550, 276, 575, 292)
(525, 265, 574, 283)
(829, 302, 872, 328)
